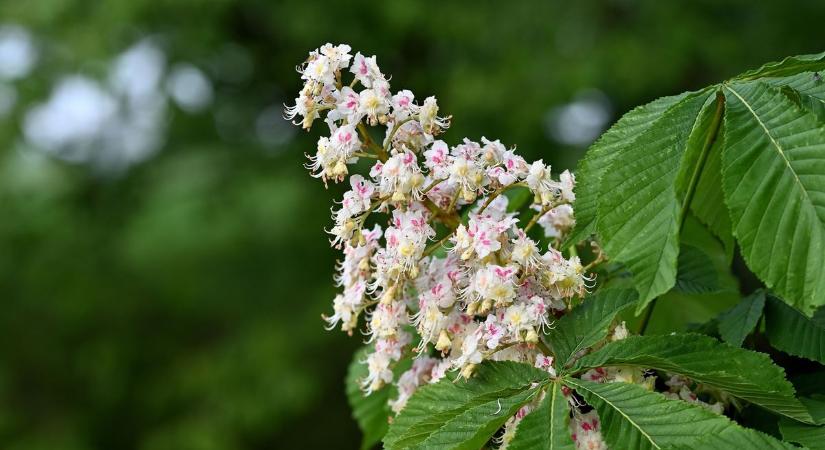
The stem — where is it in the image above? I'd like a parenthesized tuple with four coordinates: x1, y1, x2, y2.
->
(638, 90, 725, 335)
(421, 178, 446, 195)
(422, 197, 460, 230)
(524, 205, 551, 233)
(422, 233, 453, 258)
(478, 182, 527, 214)
(352, 152, 380, 159)
(357, 123, 386, 161)
(383, 117, 413, 155)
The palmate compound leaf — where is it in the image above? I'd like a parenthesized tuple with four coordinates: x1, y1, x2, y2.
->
(565, 92, 692, 247)
(383, 361, 548, 450)
(571, 333, 815, 424)
(765, 294, 825, 365)
(596, 91, 716, 311)
(721, 81, 825, 313)
(717, 290, 766, 347)
(545, 288, 638, 370)
(508, 381, 576, 450)
(565, 378, 795, 450)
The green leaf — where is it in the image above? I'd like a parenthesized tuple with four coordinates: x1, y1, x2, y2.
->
(736, 51, 825, 80)
(596, 91, 711, 310)
(769, 73, 825, 122)
(765, 295, 825, 365)
(802, 396, 825, 424)
(814, 306, 825, 327)
(546, 288, 638, 370)
(565, 92, 691, 246)
(688, 124, 735, 259)
(346, 347, 397, 449)
(662, 426, 796, 450)
(718, 290, 766, 347)
(572, 333, 814, 423)
(508, 382, 575, 450)
(383, 361, 547, 450)
(565, 378, 793, 450)
(673, 244, 720, 294)
(721, 81, 825, 313)
(779, 418, 825, 450)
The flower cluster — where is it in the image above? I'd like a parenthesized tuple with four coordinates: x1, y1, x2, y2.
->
(290, 42, 585, 393)
(288, 44, 725, 449)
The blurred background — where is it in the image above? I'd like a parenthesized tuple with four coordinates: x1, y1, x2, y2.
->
(0, 1, 823, 448)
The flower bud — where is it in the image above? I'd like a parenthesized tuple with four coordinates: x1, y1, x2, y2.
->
(333, 160, 348, 177)
(460, 364, 476, 379)
(525, 328, 539, 344)
(369, 378, 384, 392)
(462, 188, 476, 203)
(380, 285, 397, 304)
(466, 301, 479, 316)
(435, 330, 452, 352)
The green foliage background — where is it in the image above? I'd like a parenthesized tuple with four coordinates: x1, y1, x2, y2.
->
(0, 1, 823, 448)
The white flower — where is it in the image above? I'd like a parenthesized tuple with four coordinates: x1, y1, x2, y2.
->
(611, 321, 628, 341)
(419, 96, 450, 136)
(358, 88, 390, 125)
(429, 359, 451, 383)
(559, 169, 576, 202)
(383, 208, 435, 276)
(481, 315, 505, 349)
(386, 120, 431, 152)
(470, 264, 518, 307)
(392, 89, 417, 121)
(526, 160, 560, 205)
(452, 209, 517, 260)
(453, 323, 483, 371)
(302, 53, 335, 85)
(331, 123, 361, 156)
(534, 354, 557, 376)
(537, 204, 575, 238)
(361, 333, 410, 393)
(319, 43, 353, 71)
(503, 304, 529, 335)
(511, 230, 542, 271)
(339, 174, 374, 216)
(479, 137, 506, 166)
(423, 140, 451, 180)
(447, 154, 484, 202)
(526, 295, 553, 333)
(335, 86, 362, 123)
(390, 357, 437, 413)
(570, 411, 607, 450)
(368, 300, 407, 341)
(502, 150, 530, 181)
(350, 52, 382, 88)
(373, 149, 426, 202)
